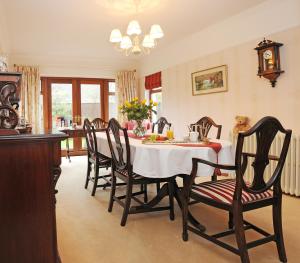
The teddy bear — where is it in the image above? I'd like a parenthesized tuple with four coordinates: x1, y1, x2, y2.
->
(233, 116, 251, 134)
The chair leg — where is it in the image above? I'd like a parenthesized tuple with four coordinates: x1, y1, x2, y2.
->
(168, 180, 175, 221)
(181, 195, 189, 241)
(143, 183, 148, 203)
(108, 172, 116, 212)
(233, 204, 250, 263)
(273, 197, 287, 262)
(212, 170, 217, 181)
(156, 182, 160, 193)
(120, 181, 133, 227)
(228, 211, 234, 229)
(66, 138, 71, 163)
(91, 163, 99, 196)
(85, 159, 91, 189)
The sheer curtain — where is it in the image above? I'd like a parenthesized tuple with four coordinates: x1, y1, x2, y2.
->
(13, 65, 41, 133)
(116, 70, 137, 123)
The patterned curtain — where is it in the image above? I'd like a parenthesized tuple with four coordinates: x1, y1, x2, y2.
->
(116, 70, 137, 123)
(13, 65, 40, 133)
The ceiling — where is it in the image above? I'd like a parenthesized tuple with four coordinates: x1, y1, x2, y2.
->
(2, 0, 267, 62)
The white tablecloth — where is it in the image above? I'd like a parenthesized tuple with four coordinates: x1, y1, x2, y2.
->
(96, 132, 234, 179)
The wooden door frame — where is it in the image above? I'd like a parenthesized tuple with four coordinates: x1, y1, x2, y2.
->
(41, 76, 115, 156)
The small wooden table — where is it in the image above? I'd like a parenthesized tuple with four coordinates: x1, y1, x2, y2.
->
(59, 127, 103, 161)
(58, 127, 85, 161)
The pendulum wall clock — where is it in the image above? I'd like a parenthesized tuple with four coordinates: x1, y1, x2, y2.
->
(254, 38, 284, 87)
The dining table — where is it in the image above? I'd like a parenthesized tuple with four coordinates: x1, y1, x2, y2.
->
(96, 131, 234, 177)
(96, 131, 235, 231)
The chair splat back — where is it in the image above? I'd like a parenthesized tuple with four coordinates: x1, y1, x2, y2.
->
(106, 118, 131, 172)
(83, 119, 98, 157)
(190, 116, 222, 139)
(152, 117, 171, 134)
(92, 118, 108, 129)
(235, 116, 292, 195)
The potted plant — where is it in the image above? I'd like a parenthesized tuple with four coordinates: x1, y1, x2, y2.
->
(119, 98, 157, 137)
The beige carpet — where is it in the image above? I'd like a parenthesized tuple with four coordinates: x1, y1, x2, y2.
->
(56, 156, 300, 263)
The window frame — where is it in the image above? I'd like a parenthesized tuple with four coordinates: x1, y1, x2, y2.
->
(149, 87, 162, 122)
(149, 87, 162, 100)
(108, 81, 117, 120)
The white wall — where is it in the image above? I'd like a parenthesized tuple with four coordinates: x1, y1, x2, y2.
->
(10, 53, 138, 79)
(138, 0, 300, 139)
(160, 26, 300, 139)
(139, 0, 300, 76)
(0, 1, 10, 54)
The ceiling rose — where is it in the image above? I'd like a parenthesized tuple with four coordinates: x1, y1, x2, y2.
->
(99, 0, 161, 14)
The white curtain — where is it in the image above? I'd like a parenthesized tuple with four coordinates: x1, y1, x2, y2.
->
(13, 65, 41, 133)
(116, 70, 137, 123)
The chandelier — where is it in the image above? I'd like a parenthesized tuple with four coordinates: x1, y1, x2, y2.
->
(109, 0, 164, 56)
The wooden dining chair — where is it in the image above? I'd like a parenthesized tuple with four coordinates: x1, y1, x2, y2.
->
(190, 116, 222, 181)
(91, 118, 108, 129)
(190, 116, 222, 139)
(152, 116, 172, 192)
(181, 116, 291, 263)
(83, 118, 111, 196)
(152, 117, 171, 134)
(106, 118, 175, 226)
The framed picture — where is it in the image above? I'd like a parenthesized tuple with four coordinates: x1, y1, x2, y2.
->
(192, 65, 228, 95)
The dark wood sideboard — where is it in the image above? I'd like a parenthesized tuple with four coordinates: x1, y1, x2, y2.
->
(0, 132, 67, 263)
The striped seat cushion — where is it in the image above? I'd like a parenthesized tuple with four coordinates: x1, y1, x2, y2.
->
(191, 179, 273, 205)
(115, 169, 144, 180)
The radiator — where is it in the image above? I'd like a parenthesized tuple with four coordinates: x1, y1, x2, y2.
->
(229, 133, 300, 197)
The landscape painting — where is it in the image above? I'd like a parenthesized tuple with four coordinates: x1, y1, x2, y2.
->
(192, 65, 228, 95)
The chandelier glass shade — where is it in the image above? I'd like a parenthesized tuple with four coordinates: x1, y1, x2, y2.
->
(109, 20, 164, 56)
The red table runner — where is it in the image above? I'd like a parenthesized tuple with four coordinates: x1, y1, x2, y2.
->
(176, 142, 223, 176)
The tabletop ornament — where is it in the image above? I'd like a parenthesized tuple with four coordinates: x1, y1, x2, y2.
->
(119, 97, 157, 137)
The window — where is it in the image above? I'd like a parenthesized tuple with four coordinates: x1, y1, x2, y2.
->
(80, 83, 101, 121)
(150, 87, 162, 122)
(145, 71, 162, 122)
(51, 82, 73, 150)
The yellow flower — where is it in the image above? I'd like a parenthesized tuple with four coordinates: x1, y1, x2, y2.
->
(150, 99, 153, 104)
(118, 105, 123, 110)
(125, 101, 131, 107)
(141, 99, 146, 105)
(133, 97, 138, 101)
(153, 102, 158, 106)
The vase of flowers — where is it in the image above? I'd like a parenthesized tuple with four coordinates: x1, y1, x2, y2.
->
(119, 98, 157, 137)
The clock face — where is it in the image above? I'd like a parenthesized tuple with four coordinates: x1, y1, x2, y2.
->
(263, 49, 273, 60)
